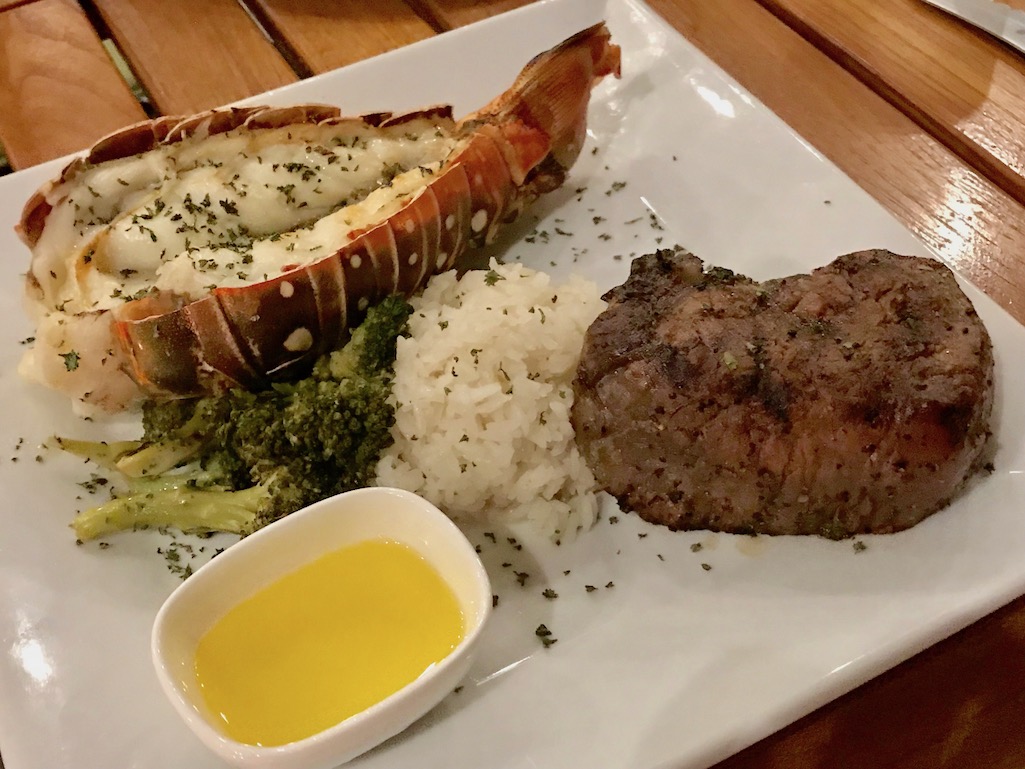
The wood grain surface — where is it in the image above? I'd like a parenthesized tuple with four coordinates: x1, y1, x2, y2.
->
(248, 0, 435, 75)
(649, 0, 1025, 325)
(1, 2, 1024, 768)
(756, 0, 1025, 212)
(410, 0, 536, 29)
(0, 0, 146, 169)
(90, 0, 297, 115)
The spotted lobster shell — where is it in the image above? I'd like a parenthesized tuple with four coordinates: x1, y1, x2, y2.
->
(18, 24, 620, 410)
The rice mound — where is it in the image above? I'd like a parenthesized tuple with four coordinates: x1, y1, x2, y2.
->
(375, 260, 606, 538)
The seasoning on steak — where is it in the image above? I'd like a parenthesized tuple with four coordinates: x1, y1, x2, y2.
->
(572, 247, 995, 538)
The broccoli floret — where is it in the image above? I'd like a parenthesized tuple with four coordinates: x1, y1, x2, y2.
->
(64, 296, 412, 542)
(141, 398, 196, 442)
(313, 293, 411, 381)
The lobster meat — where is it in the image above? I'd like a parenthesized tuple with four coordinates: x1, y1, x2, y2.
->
(18, 24, 620, 411)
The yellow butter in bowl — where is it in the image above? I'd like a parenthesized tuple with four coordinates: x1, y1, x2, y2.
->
(151, 487, 491, 769)
(194, 539, 466, 747)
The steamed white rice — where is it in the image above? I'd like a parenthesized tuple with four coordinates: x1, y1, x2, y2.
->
(375, 260, 606, 538)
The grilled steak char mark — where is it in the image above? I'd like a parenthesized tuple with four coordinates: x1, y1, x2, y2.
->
(572, 247, 995, 538)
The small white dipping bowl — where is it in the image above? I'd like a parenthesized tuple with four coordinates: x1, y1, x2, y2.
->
(151, 486, 492, 769)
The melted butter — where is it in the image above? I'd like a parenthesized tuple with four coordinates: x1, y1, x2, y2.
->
(193, 538, 465, 747)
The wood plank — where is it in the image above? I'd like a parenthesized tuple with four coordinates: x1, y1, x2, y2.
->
(0, 0, 146, 170)
(409, 0, 536, 30)
(91, 0, 298, 116)
(649, 0, 1025, 326)
(754, 0, 1025, 210)
(248, 0, 435, 75)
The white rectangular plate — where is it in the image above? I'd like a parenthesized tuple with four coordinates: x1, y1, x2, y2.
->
(1, 1, 1023, 767)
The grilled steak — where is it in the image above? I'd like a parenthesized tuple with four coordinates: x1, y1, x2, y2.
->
(572, 247, 994, 537)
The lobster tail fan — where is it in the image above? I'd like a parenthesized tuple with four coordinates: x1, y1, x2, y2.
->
(464, 23, 622, 174)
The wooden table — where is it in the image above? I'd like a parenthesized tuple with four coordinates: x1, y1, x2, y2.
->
(2, 0, 1024, 767)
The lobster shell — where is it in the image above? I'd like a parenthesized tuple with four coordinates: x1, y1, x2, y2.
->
(19, 24, 620, 406)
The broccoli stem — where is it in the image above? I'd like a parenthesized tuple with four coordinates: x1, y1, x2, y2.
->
(71, 482, 270, 542)
(53, 428, 204, 479)
(52, 437, 143, 472)
(114, 436, 204, 478)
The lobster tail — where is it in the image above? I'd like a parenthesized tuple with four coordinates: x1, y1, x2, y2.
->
(464, 23, 621, 176)
(22, 24, 620, 407)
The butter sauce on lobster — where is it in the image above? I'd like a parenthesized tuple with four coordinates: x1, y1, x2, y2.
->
(18, 23, 620, 412)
